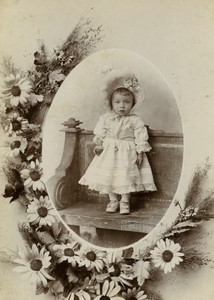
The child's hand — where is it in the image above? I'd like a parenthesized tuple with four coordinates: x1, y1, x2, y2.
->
(94, 145, 104, 156)
(136, 152, 143, 167)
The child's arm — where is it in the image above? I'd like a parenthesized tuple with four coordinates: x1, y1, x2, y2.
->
(93, 114, 108, 155)
(133, 117, 152, 164)
(136, 152, 144, 167)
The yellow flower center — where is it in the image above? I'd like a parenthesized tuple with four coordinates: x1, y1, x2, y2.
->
(11, 85, 21, 96)
(12, 120, 22, 131)
(10, 140, 21, 149)
(162, 250, 173, 262)
(109, 264, 121, 277)
(30, 170, 41, 181)
(86, 251, 97, 262)
(64, 248, 75, 257)
(37, 206, 48, 218)
(30, 259, 43, 271)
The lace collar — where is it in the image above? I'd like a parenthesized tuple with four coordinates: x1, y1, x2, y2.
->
(109, 111, 135, 121)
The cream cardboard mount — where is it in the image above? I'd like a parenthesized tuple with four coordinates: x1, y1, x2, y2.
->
(1, 44, 213, 300)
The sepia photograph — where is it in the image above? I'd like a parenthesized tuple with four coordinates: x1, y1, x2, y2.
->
(0, 1, 214, 300)
(43, 49, 183, 248)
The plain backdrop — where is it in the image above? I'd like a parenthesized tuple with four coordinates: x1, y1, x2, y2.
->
(0, 1, 214, 300)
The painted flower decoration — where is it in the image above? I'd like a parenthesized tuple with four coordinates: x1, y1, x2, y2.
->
(122, 287, 148, 300)
(78, 247, 106, 272)
(5, 113, 29, 136)
(123, 75, 139, 92)
(20, 159, 45, 191)
(2, 73, 31, 106)
(13, 244, 54, 287)
(133, 260, 150, 286)
(63, 277, 96, 300)
(27, 195, 57, 226)
(150, 238, 184, 274)
(8, 135, 27, 157)
(53, 50, 64, 61)
(66, 267, 79, 283)
(28, 93, 44, 106)
(97, 251, 133, 287)
(52, 241, 80, 267)
(94, 280, 124, 300)
(64, 290, 91, 300)
(180, 205, 199, 221)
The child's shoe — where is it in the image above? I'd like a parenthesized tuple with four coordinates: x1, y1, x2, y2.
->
(120, 201, 130, 214)
(106, 200, 119, 213)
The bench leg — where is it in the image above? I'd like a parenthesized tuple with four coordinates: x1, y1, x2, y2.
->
(79, 226, 99, 245)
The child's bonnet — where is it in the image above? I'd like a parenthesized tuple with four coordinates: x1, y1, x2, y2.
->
(101, 67, 145, 113)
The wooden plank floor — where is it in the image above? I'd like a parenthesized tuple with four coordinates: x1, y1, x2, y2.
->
(60, 201, 170, 234)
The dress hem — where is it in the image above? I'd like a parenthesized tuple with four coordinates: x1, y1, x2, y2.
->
(78, 180, 157, 195)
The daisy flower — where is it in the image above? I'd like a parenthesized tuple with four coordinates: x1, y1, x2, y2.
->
(27, 195, 57, 226)
(2, 73, 31, 106)
(78, 247, 106, 272)
(64, 290, 91, 300)
(97, 251, 133, 287)
(122, 287, 148, 300)
(5, 112, 29, 136)
(53, 50, 64, 61)
(20, 159, 45, 191)
(64, 277, 95, 300)
(180, 206, 199, 221)
(150, 238, 184, 274)
(8, 136, 27, 157)
(94, 280, 124, 300)
(52, 241, 80, 267)
(13, 244, 54, 288)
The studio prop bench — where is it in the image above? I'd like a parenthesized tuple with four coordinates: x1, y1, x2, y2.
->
(47, 118, 183, 246)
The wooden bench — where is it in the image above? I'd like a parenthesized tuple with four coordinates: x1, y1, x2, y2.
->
(47, 118, 183, 247)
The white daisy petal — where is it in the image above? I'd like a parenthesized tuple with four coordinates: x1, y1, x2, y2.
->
(108, 280, 115, 295)
(13, 265, 29, 273)
(108, 285, 121, 297)
(164, 263, 172, 274)
(41, 269, 55, 281)
(102, 279, 109, 295)
(170, 242, 181, 253)
(22, 270, 32, 280)
(158, 239, 167, 251)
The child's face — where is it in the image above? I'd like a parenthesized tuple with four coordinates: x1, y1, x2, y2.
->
(111, 93, 134, 116)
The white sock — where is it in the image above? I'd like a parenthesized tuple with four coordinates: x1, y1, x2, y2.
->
(108, 192, 118, 202)
(121, 193, 130, 203)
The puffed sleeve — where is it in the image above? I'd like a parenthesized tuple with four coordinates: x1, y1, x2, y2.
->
(133, 117, 152, 153)
(93, 114, 108, 145)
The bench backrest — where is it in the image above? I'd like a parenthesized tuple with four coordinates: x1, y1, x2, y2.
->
(78, 128, 183, 204)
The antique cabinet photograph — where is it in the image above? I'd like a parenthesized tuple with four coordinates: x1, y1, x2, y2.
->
(0, 1, 213, 300)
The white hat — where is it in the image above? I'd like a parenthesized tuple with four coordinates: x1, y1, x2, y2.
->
(101, 67, 144, 112)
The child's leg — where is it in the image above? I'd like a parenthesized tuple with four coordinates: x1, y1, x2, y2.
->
(109, 192, 118, 201)
(120, 193, 130, 214)
(106, 192, 119, 213)
(121, 193, 130, 203)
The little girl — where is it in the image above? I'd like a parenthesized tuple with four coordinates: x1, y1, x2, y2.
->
(79, 68, 157, 214)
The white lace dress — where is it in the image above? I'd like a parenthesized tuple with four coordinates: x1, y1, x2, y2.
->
(78, 112, 157, 194)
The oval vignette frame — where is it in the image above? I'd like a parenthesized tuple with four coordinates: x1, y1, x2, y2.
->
(42, 49, 184, 251)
